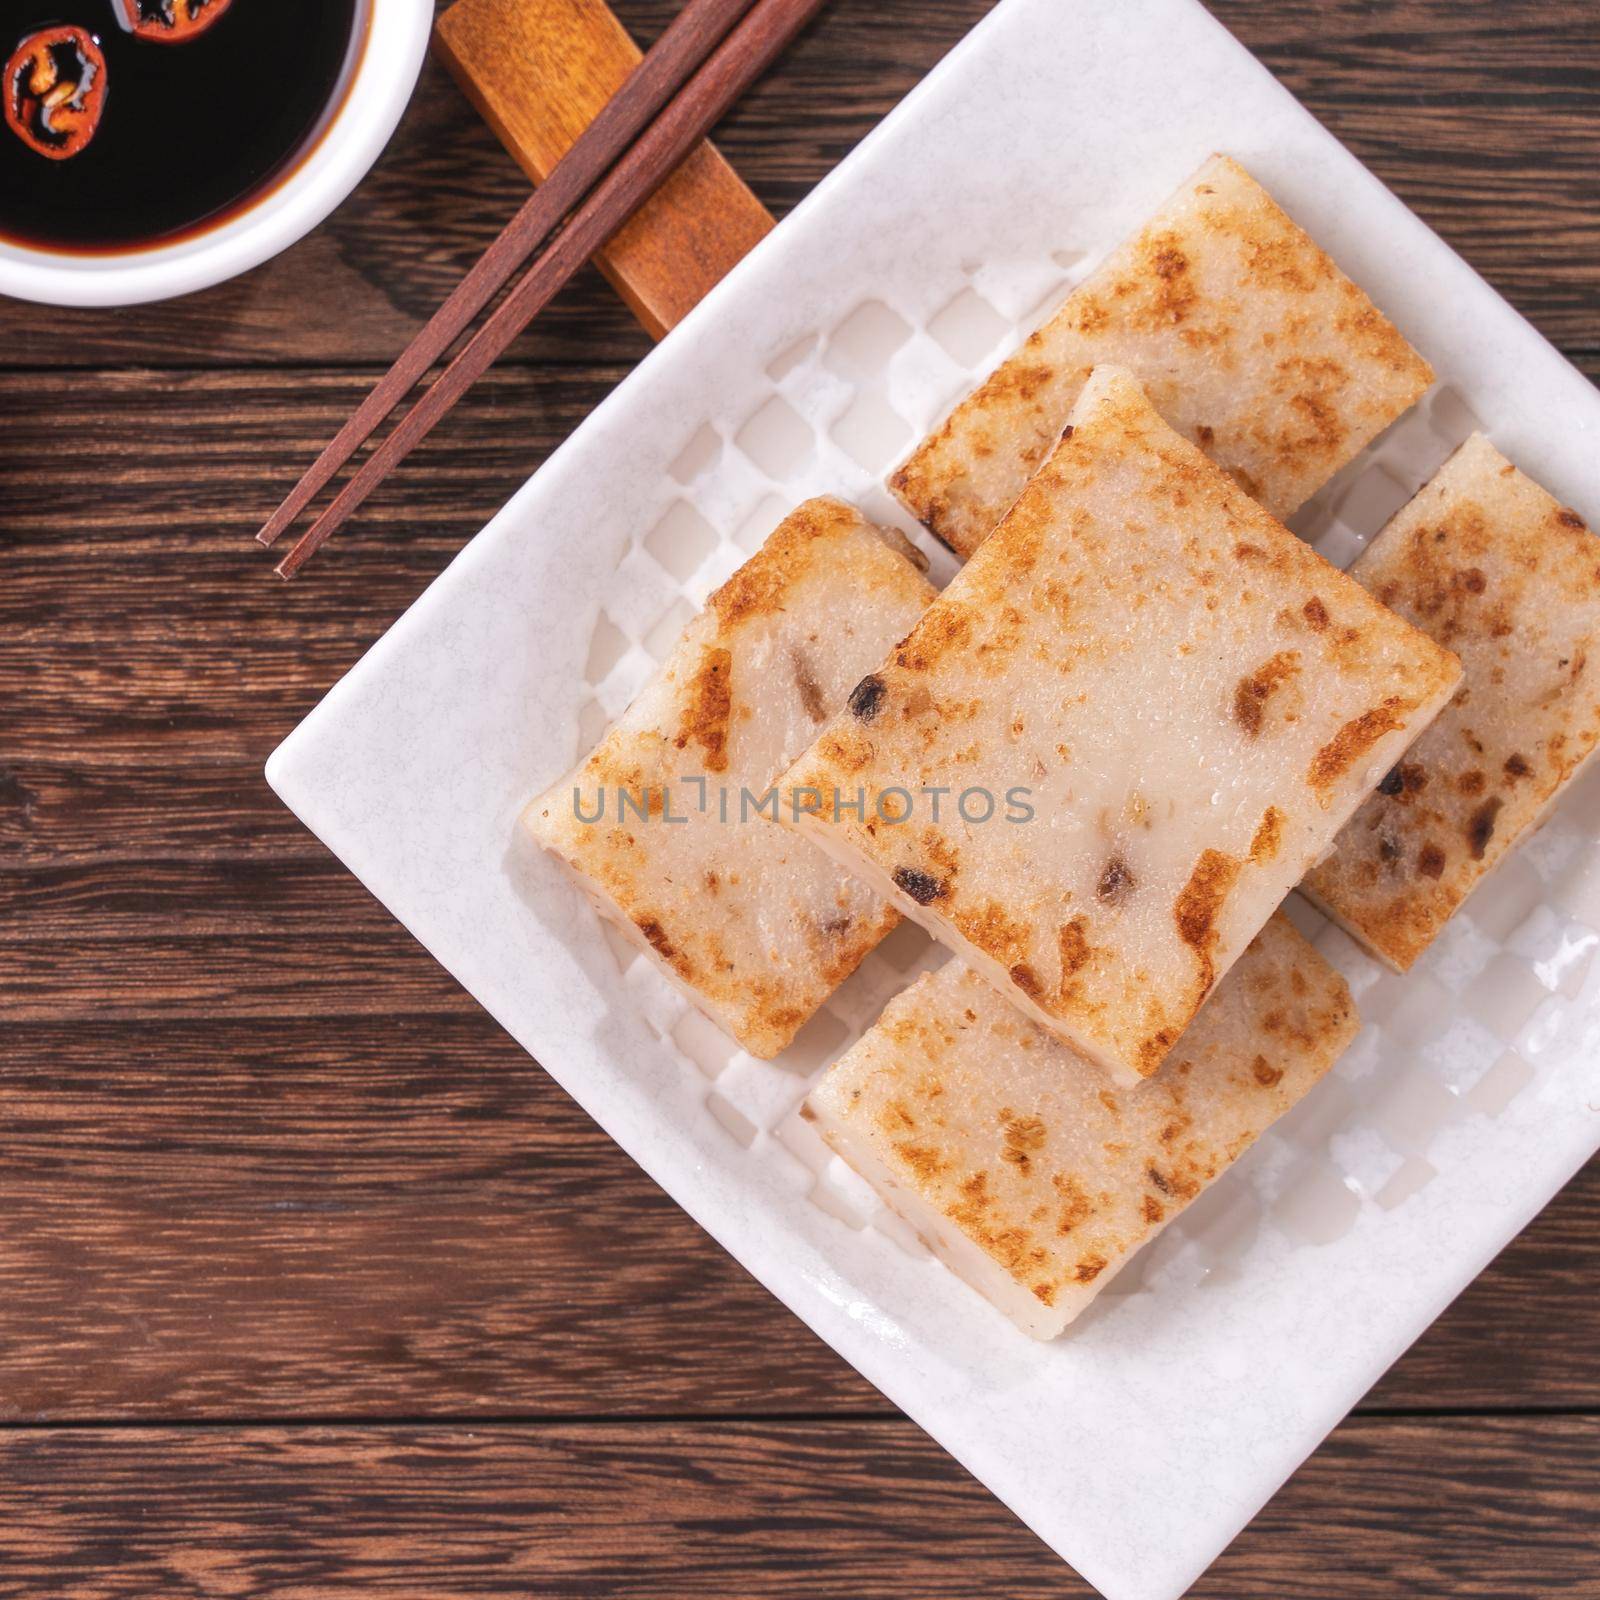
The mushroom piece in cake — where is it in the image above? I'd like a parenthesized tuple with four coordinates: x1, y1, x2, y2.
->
(1303, 435, 1600, 970)
(524, 497, 937, 1058)
(805, 915, 1358, 1339)
(892, 153, 1433, 559)
(780, 366, 1460, 1084)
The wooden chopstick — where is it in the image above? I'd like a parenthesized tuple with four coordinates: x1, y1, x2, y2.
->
(276, 0, 825, 579)
(256, 0, 764, 555)
(273, 0, 826, 578)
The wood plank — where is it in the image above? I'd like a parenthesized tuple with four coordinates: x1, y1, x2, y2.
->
(435, 0, 774, 338)
(0, 1418, 1595, 1597)
(0, 1015, 880, 1419)
(0, 0, 1592, 368)
(0, 935, 474, 1023)
(0, 858, 386, 933)
(0, 365, 622, 552)
(0, 368, 618, 769)
(0, 766, 315, 866)
(0, 863, 470, 1023)
(1, 1006, 1595, 1416)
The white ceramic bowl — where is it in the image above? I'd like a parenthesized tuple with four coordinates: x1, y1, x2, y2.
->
(0, 0, 433, 308)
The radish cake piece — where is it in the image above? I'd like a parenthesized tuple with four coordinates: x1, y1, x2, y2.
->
(781, 367, 1459, 1083)
(806, 915, 1357, 1339)
(893, 153, 1433, 558)
(1304, 436, 1600, 969)
(525, 497, 937, 1058)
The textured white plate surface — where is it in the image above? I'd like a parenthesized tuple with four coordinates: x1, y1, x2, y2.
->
(268, 2, 1600, 1595)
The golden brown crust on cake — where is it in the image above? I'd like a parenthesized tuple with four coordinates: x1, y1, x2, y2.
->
(525, 497, 938, 1057)
(1304, 435, 1600, 969)
(892, 154, 1433, 558)
(783, 367, 1458, 1081)
(806, 915, 1358, 1338)
(710, 496, 877, 628)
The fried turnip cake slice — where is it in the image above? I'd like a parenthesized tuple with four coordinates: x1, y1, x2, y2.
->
(806, 914, 1357, 1338)
(525, 497, 937, 1058)
(780, 368, 1459, 1083)
(1304, 436, 1600, 969)
(893, 154, 1433, 558)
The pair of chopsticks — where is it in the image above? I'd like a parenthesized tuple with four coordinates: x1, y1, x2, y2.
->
(259, 0, 825, 579)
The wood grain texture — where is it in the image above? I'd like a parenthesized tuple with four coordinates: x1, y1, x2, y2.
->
(0, 1419, 1596, 1598)
(435, 0, 774, 338)
(1, 0, 1597, 1592)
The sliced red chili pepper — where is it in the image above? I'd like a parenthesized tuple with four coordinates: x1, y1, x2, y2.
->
(4, 27, 108, 162)
(115, 0, 235, 44)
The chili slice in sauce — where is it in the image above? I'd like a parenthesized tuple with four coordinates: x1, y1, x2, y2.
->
(4, 27, 108, 162)
(116, 0, 236, 44)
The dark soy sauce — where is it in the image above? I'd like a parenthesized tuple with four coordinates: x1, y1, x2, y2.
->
(0, 0, 367, 252)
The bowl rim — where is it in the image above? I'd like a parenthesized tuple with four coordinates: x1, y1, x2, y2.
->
(0, 0, 433, 308)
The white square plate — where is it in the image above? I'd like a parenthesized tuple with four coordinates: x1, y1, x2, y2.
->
(268, 2, 1600, 1594)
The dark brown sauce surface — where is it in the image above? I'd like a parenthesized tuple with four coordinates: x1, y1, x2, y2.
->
(0, 0, 365, 252)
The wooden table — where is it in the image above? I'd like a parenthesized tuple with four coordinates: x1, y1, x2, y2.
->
(2, 2, 1596, 1593)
